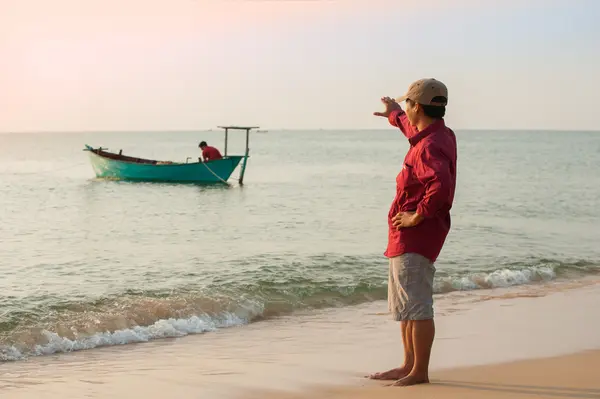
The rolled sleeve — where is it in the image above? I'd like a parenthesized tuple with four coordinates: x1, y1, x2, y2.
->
(389, 110, 418, 139)
(388, 109, 404, 127)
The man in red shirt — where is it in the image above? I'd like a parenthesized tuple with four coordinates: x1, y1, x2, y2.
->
(199, 141, 223, 162)
(368, 78, 457, 386)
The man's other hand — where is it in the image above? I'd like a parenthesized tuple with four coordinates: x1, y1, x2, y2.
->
(392, 211, 424, 229)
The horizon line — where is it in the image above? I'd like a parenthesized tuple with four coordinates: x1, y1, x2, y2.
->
(1, 128, 599, 135)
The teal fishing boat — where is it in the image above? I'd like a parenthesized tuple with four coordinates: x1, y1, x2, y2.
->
(84, 126, 257, 184)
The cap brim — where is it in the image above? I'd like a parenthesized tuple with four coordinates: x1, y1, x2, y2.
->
(395, 94, 408, 103)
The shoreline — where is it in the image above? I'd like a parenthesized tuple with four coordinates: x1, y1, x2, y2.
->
(2, 273, 597, 363)
(1, 278, 599, 398)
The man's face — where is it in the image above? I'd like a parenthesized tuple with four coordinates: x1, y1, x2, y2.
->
(405, 99, 420, 126)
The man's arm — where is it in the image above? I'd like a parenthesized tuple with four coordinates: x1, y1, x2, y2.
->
(373, 97, 419, 138)
(388, 109, 418, 138)
(414, 145, 453, 219)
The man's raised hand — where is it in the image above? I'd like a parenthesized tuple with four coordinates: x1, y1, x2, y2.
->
(373, 96, 402, 118)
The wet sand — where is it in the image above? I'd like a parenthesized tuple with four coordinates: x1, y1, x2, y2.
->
(247, 350, 600, 399)
(1, 278, 599, 398)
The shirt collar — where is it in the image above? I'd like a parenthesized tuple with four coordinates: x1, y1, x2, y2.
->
(408, 119, 445, 146)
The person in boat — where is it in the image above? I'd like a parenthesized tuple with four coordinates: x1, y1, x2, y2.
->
(198, 141, 223, 162)
(369, 78, 457, 387)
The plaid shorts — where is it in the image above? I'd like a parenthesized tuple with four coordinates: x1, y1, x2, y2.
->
(388, 253, 436, 321)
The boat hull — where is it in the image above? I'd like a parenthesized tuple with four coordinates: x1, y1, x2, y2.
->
(88, 151, 244, 183)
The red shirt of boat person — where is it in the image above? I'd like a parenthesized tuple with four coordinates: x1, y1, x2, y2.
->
(199, 141, 223, 162)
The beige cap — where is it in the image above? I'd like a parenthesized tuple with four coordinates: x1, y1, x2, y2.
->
(396, 78, 448, 107)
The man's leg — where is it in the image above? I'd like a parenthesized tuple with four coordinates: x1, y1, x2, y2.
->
(402, 320, 415, 372)
(368, 257, 414, 380)
(392, 318, 435, 386)
(368, 320, 414, 380)
(390, 253, 436, 387)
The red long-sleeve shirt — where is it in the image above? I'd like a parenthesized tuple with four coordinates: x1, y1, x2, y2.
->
(384, 109, 457, 263)
(202, 146, 223, 161)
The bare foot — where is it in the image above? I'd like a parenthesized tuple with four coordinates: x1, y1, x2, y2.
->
(366, 366, 411, 380)
(388, 373, 429, 386)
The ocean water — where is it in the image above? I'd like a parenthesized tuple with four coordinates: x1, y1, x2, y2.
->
(0, 129, 599, 361)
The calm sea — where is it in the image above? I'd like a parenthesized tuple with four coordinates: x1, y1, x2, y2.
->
(1, 129, 599, 361)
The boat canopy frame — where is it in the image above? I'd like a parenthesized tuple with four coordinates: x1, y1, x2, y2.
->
(216, 125, 259, 185)
(217, 125, 259, 157)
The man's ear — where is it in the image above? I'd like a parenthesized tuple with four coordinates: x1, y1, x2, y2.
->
(413, 102, 421, 114)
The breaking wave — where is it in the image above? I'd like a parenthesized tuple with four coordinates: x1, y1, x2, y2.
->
(1, 256, 597, 361)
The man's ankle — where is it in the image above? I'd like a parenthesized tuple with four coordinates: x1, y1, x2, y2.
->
(402, 361, 414, 369)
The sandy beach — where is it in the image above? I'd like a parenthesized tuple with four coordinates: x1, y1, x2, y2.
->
(247, 350, 600, 399)
(1, 278, 599, 399)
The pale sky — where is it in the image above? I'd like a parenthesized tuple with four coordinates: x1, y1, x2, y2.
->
(1, 0, 598, 132)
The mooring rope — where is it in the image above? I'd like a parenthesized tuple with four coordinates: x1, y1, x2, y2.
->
(201, 162, 231, 185)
